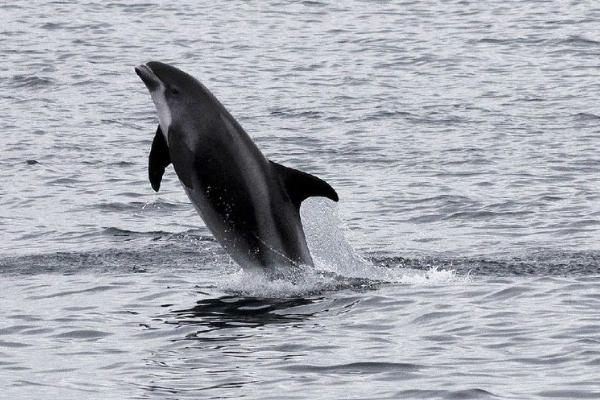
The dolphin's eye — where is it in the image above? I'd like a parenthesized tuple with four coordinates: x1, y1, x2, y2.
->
(170, 87, 179, 95)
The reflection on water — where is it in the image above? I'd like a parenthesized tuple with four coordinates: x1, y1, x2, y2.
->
(168, 295, 318, 333)
(3, 0, 600, 398)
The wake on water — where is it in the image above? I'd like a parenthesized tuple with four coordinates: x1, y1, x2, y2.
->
(0, 197, 466, 297)
(218, 265, 467, 299)
(216, 198, 468, 298)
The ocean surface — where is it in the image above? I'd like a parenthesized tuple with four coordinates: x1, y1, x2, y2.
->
(2, 1, 600, 399)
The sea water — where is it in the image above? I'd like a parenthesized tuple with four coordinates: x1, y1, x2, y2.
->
(1, 1, 600, 398)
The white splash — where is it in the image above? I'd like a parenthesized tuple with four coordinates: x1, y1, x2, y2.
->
(216, 266, 335, 298)
(216, 198, 470, 298)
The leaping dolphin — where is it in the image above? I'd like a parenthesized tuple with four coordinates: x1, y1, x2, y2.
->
(135, 61, 338, 270)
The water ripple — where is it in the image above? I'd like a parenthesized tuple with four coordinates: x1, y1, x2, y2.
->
(3, 1, 600, 398)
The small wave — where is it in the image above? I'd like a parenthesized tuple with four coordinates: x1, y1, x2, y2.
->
(91, 200, 186, 212)
(477, 37, 546, 45)
(574, 112, 600, 121)
(559, 35, 600, 46)
(396, 388, 497, 399)
(301, 0, 326, 6)
(407, 114, 469, 125)
(484, 285, 533, 301)
(28, 285, 118, 300)
(0, 237, 222, 275)
(100, 227, 164, 238)
(366, 109, 412, 120)
(46, 177, 80, 186)
(517, 96, 545, 102)
(412, 194, 472, 204)
(52, 330, 112, 340)
(39, 22, 63, 30)
(443, 210, 534, 221)
(108, 161, 135, 167)
(269, 107, 325, 119)
(9, 75, 55, 89)
(98, 226, 210, 240)
(376, 250, 600, 277)
(285, 361, 422, 374)
(0, 340, 30, 348)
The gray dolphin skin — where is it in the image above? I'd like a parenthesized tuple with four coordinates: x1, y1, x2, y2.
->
(135, 61, 338, 270)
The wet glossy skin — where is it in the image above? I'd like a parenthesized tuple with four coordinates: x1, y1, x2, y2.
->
(136, 62, 315, 270)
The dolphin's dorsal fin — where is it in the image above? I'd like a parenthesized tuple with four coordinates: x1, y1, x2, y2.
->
(149, 125, 171, 192)
(270, 161, 339, 209)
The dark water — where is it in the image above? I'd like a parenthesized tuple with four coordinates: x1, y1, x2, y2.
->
(2, 1, 600, 399)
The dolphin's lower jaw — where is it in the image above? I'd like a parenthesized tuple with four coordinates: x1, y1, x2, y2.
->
(135, 64, 161, 91)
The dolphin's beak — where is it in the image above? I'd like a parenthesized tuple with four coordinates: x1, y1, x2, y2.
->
(135, 63, 161, 91)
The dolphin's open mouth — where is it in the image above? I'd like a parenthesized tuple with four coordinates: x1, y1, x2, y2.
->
(135, 64, 161, 91)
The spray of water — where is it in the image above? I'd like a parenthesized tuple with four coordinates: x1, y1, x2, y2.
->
(217, 198, 469, 297)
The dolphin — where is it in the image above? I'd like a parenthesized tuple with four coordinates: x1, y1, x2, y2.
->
(135, 61, 338, 270)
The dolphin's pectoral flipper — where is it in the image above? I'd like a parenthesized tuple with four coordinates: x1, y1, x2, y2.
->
(270, 161, 339, 209)
(148, 125, 171, 192)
